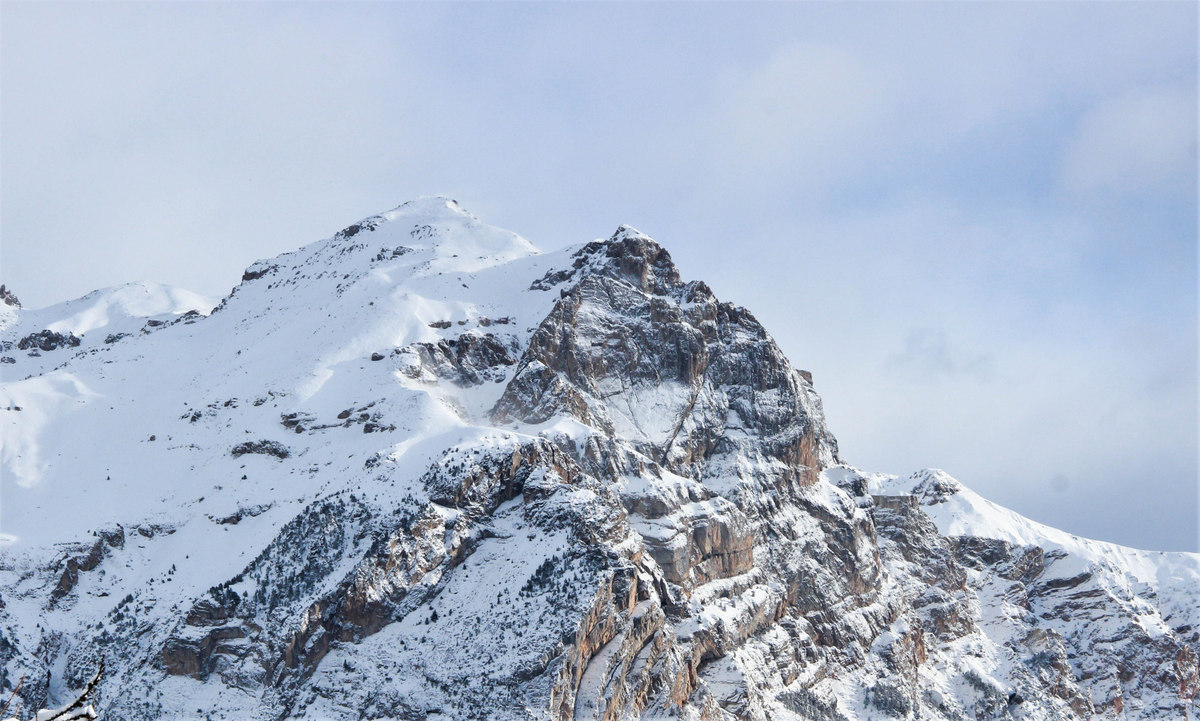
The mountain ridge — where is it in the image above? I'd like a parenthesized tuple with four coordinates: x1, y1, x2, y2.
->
(1, 199, 1196, 720)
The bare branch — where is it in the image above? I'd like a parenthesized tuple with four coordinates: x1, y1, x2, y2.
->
(0, 674, 25, 719)
(39, 658, 104, 721)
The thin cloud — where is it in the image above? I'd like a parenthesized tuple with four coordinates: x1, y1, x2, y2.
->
(1060, 84, 1198, 198)
(886, 329, 993, 384)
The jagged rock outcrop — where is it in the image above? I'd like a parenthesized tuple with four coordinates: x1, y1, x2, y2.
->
(16, 329, 81, 352)
(0, 284, 20, 309)
(497, 228, 838, 490)
(398, 331, 519, 387)
(1, 198, 1195, 720)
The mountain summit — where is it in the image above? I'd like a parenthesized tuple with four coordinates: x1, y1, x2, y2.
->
(1, 201, 1197, 720)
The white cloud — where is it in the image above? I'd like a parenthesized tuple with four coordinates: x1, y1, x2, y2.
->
(712, 43, 898, 188)
(1060, 85, 1197, 197)
(886, 328, 993, 383)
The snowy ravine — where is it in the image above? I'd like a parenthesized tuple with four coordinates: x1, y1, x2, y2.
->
(1, 197, 1197, 721)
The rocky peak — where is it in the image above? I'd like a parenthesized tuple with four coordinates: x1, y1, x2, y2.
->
(495, 224, 839, 491)
(571, 225, 682, 296)
(910, 468, 963, 505)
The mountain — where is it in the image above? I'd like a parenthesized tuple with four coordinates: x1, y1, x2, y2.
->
(1, 197, 1196, 720)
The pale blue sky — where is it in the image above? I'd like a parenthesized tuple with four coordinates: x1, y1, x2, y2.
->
(2, 2, 1196, 550)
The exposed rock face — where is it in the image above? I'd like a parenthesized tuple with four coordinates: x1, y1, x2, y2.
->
(230, 440, 291, 459)
(398, 332, 519, 387)
(1, 200, 1196, 721)
(496, 228, 839, 491)
(49, 527, 126, 607)
(16, 329, 81, 352)
(0, 284, 20, 308)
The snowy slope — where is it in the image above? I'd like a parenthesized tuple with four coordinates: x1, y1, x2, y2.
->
(2, 198, 549, 539)
(0, 197, 1195, 721)
(4, 281, 217, 336)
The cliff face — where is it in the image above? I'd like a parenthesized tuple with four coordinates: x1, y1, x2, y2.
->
(1, 198, 1196, 720)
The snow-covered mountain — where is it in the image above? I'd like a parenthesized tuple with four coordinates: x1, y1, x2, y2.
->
(1, 197, 1196, 720)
